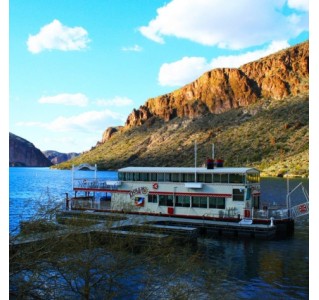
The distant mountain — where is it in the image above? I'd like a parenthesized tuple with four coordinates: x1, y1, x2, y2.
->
(54, 41, 309, 177)
(43, 150, 80, 165)
(9, 133, 53, 167)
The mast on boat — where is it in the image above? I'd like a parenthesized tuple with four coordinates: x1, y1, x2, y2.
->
(194, 141, 197, 182)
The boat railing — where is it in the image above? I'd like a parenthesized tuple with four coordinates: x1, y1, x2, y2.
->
(70, 197, 111, 210)
(73, 178, 122, 190)
(66, 198, 289, 221)
(247, 206, 289, 220)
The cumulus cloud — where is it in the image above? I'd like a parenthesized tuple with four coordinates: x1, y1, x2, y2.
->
(121, 44, 143, 52)
(139, 0, 308, 49)
(158, 40, 290, 87)
(96, 96, 134, 107)
(287, 0, 308, 11)
(158, 57, 209, 86)
(38, 93, 89, 107)
(27, 19, 90, 54)
(209, 40, 290, 69)
(17, 110, 125, 132)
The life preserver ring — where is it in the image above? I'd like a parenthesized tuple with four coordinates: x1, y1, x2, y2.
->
(298, 204, 307, 213)
(153, 183, 158, 189)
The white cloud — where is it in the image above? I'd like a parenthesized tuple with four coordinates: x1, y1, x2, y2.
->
(158, 57, 209, 86)
(121, 44, 143, 52)
(27, 19, 90, 54)
(209, 40, 290, 69)
(17, 110, 126, 132)
(38, 93, 89, 107)
(42, 136, 79, 151)
(96, 96, 134, 107)
(158, 40, 290, 87)
(287, 0, 308, 11)
(139, 0, 308, 49)
(42, 135, 99, 152)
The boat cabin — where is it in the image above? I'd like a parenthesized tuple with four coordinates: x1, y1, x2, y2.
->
(111, 166, 261, 218)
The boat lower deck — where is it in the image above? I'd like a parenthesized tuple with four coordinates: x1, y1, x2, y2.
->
(58, 209, 281, 240)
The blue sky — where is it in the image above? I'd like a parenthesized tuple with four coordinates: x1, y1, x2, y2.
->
(8, 0, 309, 153)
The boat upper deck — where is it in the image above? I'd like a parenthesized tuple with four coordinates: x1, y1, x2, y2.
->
(118, 166, 259, 174)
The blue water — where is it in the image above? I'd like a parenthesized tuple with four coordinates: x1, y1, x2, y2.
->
(9, 167, 309, 299)
(9, 167, 117, 233)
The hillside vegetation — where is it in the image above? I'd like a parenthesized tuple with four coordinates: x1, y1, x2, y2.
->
(54, 42, 309, 177)
(55, 94, 308, 177)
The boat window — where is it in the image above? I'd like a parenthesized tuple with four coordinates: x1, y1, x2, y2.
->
(213, 174, 220, 183)
(159, 195, 173, 206)
(134, 173, 140, 181)
(204, 174, 212, 183)
(171, 173, 180, 182)
(150, 173, 157, 181)
(181, 173, 187, 182)
(216, 198, 226, 209)
(140, 173, 149, 181)
(148, 194, 158, 203)
(221, 174, 229, 183)
(233, 188, 245, 201)
(188, 173, 195, 182)
(209, 197, 226, 209)
(192, 196, 208, 208)
(197, 173, 205, 182)
(175, 196, 190, 207)
(118, 172, 124, 180)
(126, 173, 134, 181)
(229, 174, 245, 183)
(157, 173, 165, 182)
(209, 197, 216, 208)
(164, 173, 171, 182)
(246, 172, 260, 183)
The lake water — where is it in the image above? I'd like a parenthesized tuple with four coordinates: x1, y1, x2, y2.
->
(9, 167, 310, 299)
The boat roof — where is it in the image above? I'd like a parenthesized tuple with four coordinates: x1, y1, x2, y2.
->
(118, 167, 259, 174)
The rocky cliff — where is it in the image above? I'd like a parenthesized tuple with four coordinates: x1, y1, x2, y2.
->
(43, 150, 80, 165)
(55, 41, 309, 177)
(9, 133, 53, 167)
(125, 41, 308, 128)
(101, 126, 123, 143)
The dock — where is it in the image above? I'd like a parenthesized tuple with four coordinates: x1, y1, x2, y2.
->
(10, 208, 279, 253)
(57, 209, 277, 240)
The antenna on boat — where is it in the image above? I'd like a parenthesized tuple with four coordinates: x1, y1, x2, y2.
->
(286, 170, 291, 218)
(212, 143, 215, 160)
(194, 140, 197, 182)
(72, 164, 74, 190)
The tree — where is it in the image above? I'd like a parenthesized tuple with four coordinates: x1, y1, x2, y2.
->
(10, 198, 205, 299)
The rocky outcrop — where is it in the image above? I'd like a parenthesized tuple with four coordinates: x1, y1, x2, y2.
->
(9, 133, 53, 167)
(125, 41, 308, 128)
(101, 126, 123, 143)
(240, 41, 309, 99)
(43, 150, 79, 165)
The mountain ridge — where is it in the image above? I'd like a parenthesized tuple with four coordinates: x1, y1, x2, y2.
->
(9, 133, 53, 167)
(54, 41, 309, 177)
(124, 41, 308, 129)
(43, 150, 80, 165)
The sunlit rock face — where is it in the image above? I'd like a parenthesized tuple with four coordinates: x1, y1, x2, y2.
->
(125, 41, 308, 128)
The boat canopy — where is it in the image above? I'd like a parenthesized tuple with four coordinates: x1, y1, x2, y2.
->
(118, 167, 259, 174)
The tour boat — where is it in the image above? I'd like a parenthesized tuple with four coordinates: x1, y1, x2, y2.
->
(67, 160, 308, 232)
